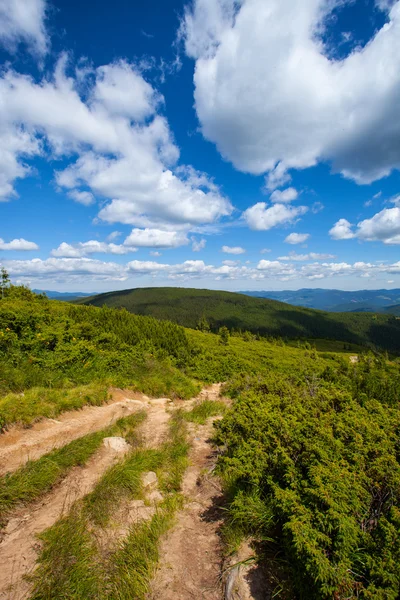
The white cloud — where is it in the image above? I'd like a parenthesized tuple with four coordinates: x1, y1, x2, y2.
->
(0, 0, 49, 55)
(107, 231, 121, 242)
(284, 232, 310, 245)
(357, 207, 400, 244)
(182, 0, 400, 185)
(329, 218, 355, 240)
(4, 255, 400, 285)
(5, 257, 128, 282)
(51, 241, 137, 258)
(270, 187, 298, 203)
(192, 237, 206, 251)
(244, 203, 308, 231)
(222, 245, 246, 254)
(331, 208, 400, 245)
(260, 248, 271, 254)
(0, 237, 39, 250)
(278, 252, 336, 261)
(67, 190, 95, 206)
(0, 56, 232, 230)
(123, 228, 188, 248)
(150, 251, 162, 257)
(92, 61, 162, 121)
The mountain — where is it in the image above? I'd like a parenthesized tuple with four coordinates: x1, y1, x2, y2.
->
(241, 288, 400, 312)
(33, 289, 94, 301)
(385, 304, 400, 316)
(76, 286, 400, 353)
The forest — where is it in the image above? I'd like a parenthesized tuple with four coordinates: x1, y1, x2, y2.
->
(77, 286, 400, 354)
(1, 279, 400, 598)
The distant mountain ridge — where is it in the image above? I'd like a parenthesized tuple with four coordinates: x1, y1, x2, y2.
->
(75, 286, 400, 354)
(241, 288, 400, 313)
(33, 289, 94, 301)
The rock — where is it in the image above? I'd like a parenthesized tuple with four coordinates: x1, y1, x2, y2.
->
(102, 437, 130, 453)
(142, 471, 158, 488)
(147, 490, 164, 504)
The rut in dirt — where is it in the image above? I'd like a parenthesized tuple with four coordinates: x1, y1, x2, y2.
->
(149, 387, 226, 600)
(0, 389, 151, 476)
(0, 395, 172, 600)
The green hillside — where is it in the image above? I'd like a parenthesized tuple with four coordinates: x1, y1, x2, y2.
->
(77, 287, 400, 353)
(2, 281, 400, 598)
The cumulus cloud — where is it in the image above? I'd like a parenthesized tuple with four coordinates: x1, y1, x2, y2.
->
(0, 0, 49, 55)
(222, 245, 246, 254)
(284, 232, 310, 245)
(5, 257, 128, 282)
(0, 56, 232, 231)
(4, 255, 400, 285)
(244, 203, 308, 231)
(182, 0, 400, 185)
(270, 188, 298, 203)
(357, 207, 400, 244)
(51, 241, 136, 258)
(0, 237, 39, 250)
(123, 228, 188, 248)
(192, 237, 206, 251)
(67, 190, 95, 206)
(329, 218, 355, 240)
(278, 252, 336, 261)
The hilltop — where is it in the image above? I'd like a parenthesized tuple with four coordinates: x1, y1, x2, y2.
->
(76, 286, 400, 353)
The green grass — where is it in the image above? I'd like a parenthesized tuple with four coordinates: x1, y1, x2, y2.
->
(183, 399, 227, 424)
(0, 384, 109, 431)
(0, 412, 146, 527)
(29, 411, 190, 600)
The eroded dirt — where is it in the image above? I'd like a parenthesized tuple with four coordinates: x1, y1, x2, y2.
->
(149, 407, 227, 599)
(0, 383, 263, 600)
(0, 393, 172, 600)
(0, 389, 150, 476)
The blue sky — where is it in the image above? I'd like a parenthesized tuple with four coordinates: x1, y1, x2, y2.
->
(1, 0, 400, 292)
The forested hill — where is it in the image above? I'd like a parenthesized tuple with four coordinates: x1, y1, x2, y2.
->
(76, 287, 400, 353)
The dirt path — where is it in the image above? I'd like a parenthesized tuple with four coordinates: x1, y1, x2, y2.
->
(0, 389, 150, 476)
(0, 383, 249, 600)
(0, 395, 172, 600)
(149, 403, 226, 599)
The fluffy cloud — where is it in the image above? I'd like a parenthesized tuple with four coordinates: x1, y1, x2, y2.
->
(0, 0, 48, 55)
(270, 188, 298, 203)
(123, 228, 188, 248)
(357, 207, 400, 244)
(182, 0, 400, 185)
(0, 56, 232, 230)
(329, 218, 355, 240)
(278, 252, 336, 261)
(284, 233, 310, 245)
(5, 257, 128, 282)
(222, 245, 246, 254)
(0, 237, 39, 250)
(244, 203, 308, 231)
(51, 241, 136, 258)
(67, 190, 95, 206)
(192, 237, 206, 251)
(4, 256, 400, 285)
(331, 207, 400, 244)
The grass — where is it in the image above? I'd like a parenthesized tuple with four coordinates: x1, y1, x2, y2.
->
(183, 399, 227, 425)
(0, 412, 146, 527)
(0, 384, 109, 431)
(29, 411, 190, 599)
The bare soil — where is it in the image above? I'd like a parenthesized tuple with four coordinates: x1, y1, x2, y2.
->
(0, 389, 150, 476)
(0, 383, 265, 600)
(149, 389, 226, 600)
(0, 393, 171, 600)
